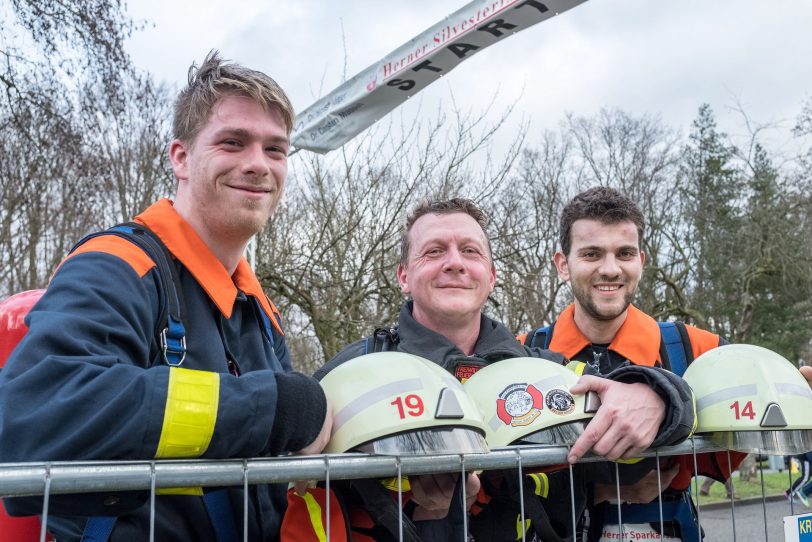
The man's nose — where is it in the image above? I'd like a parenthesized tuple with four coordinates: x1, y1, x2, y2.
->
(241, 143, 271, 176)
(442, 247, 465, 271)
(598, 254, 621, 276)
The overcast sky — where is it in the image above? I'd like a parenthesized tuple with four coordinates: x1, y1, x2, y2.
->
(125, 0, 812, 154)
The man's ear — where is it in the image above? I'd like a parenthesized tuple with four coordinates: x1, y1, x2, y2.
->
(396, 264, 410, 295)
(169, 139, 190, 182)
(553, 251, 570, 281)
(640, 250, 647, 267)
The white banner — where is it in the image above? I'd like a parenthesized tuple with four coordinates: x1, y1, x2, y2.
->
(291, 0, 588, 154)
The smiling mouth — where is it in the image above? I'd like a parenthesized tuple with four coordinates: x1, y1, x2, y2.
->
(595, 284, 622, 292)
(230, 185, 271, 194)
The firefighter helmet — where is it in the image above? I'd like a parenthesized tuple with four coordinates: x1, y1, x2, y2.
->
(319, 352, 489, 455)
(683, 344, 812, 454)
(463, 357, 599, 447)
(0, 289, 44, 365)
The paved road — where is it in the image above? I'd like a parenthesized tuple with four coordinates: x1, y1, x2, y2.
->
(699, 496, 810, 541)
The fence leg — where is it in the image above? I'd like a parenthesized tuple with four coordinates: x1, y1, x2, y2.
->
(568, 459, 577, 541)
(656, 450, 664, 537)
(39, 463, 51, 542)
(242, 459, 249, 542)
(759, 450, 768, 542)
(516, 448, 526, 542)
(149, 461, 156, 542)
(325, 456, 331, 542)
(727, 450, 737, 542)
(614, 462, 623, 539)
(461, 455, 468, 542)
(397, 457, 404, 542)
(691, 436, 702, 542)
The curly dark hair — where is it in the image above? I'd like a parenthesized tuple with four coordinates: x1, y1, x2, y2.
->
(559, 187, 644, 255)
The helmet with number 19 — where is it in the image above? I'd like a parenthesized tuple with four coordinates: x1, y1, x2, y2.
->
(319, 352, 489, 455)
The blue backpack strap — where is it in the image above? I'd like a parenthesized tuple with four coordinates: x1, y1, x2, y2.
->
(71, 223, 187, 366)
(364, 327, 399, 354)
(658, 321, 691, 376)
(524, 324, 553, 349)
(80, 516, 116, 542)
(203, 489, 240, 542)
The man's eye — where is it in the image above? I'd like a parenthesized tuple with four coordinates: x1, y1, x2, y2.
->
(223, 139, 241, 147)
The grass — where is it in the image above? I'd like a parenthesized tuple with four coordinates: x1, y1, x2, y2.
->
(693, 471, 798, 505)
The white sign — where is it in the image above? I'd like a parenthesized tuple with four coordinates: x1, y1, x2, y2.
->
(784, 512, 812, 542)
(291, 0, 589, 153)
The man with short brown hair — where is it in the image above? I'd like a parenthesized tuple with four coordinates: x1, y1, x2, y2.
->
(0, 50, 330, 541)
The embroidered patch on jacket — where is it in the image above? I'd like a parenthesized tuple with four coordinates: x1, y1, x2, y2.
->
(454, 363, 483, 383)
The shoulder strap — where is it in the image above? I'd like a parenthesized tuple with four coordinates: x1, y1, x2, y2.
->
(364, 327, 399, 354)
(658, 321, 693, 376)
(523, 323, 554, 349)
(70, 223, 187, 367)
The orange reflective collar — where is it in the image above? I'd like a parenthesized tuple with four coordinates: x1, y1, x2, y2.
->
(134, 199, 282, 334)
(549, 304, 660, 366)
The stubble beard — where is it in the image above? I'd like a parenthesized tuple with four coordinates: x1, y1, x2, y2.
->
(571, 280, 636, 322)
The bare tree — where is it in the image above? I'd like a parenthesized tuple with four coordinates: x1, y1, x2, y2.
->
(257, 106, 523, 371)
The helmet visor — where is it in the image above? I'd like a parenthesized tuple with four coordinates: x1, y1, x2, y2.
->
(355, 427, 488, 455)
(708, 429, 812, 455)
(515, 420, 587, 446)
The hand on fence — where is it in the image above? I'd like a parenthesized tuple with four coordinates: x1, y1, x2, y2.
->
(292, 400, 333, 496)
(411, 472, 481, 520)
(800, 366, 812, 389)
(567, 378, 665, 463)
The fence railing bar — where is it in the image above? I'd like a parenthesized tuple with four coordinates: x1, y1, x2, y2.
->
(0, 438, 728, 498)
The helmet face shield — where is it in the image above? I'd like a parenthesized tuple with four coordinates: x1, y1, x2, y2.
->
(517, 420, 587, 446)
(319, 352, 489, 455)
(709, 429, 812, 455)
(355, 427, 488, 455)
(684, 344, 812, 455)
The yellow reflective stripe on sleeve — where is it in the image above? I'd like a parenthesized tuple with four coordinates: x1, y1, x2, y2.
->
(380, 475, 411, 492)
(515, 516, 531, 540)
(528, 472, 549, 498)
(155, 367, 219, 459)
(566, 360, 586, 376)
(615, 457, 644, 464)
(300, 492, 327, 542)
(156, 487, 204, 496)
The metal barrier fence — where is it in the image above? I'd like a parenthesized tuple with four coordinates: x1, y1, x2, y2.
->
(0, 436, 804, 542)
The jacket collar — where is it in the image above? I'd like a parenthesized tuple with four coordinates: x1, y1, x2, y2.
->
(134, 199, 282, 333)
(396, 301, 526, 364)
(549, 304, 660, 366)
